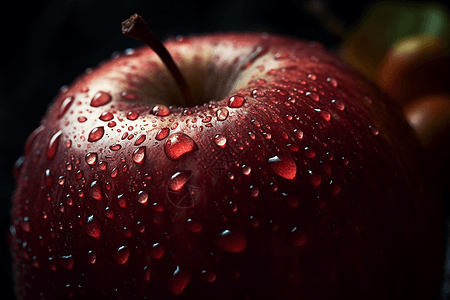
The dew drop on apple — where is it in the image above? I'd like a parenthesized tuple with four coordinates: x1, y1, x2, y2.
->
(288, 226, 308, 247)
(168, 171, 191, 191)
(294, 129, 304, 140)
(331, 99, 345, 111)
(318, 109, 331, 122)
(59, 254, 74, 269)
(151, 104, 170, 116)
(90, 91, 112, 107)
(201, 270, 217, 283)
(58, 176, 66, 186)
(216, 108, 229, 121)
(134, 134, 146, 146)
(89, 180, 103, 201)
(330, 180, 341, 196)
(214, 230, 247, 252)
(306, 92, 320, 102)
(370, 125, 379, 136)
(150, 242, 165, 259)
(186, 219, 203, 233)
(77, 116, 87, 123)
(137, 190, 148, 204)
(99, 111, 114, 121)
(168, 266, 192, 296)
(110, 167, 118, 178)
(109, 144, 121, 151)
(268, 155, 297, 180)
(250, 185, 259, 197)
(164, 133, 199, 161)
(126, 111, 139, 120)
(309, 171, 322, 188)
(155, 128, 170, 140)
(132, 146, 146, 164)
(327, 77, 339, 88)
(45, 169, 53, 187)
(47, 130, 62, 159)
(214, 134, 227, 148)
(87, 250, 96, 264)
(304, 147, 316, 158)
(114, 245, 130, 265)
(58, 96, 74, 118)
(85, 152, 97, 166)
(84, 215, 101, 239)
(117, 194, 127, 208)
(242, 165, 251, 176)
(20, 217, 31, 232)
(228, 96, 245, 108)
(88, 126, 105, 142)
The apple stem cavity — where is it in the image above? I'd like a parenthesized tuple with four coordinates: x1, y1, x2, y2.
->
(122, 14, 195, 107)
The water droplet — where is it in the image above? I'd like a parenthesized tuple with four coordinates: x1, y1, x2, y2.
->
(201, 270, 217, 282)
(155, 128, 170, 140)
(309, 171, 322, 188)
(150, 243, 165, 259)
(168, 171, 191, 192)
(228, 96, 245, 108)
(99, 111, 114, 121)
(214, 230, 247, 252)
(20, 218, 31, 232)
(126, 111, 139, 120)
(114, 245, 130, 264)
(45, 169, 53, 187)
(268, 155, 297, 180)
(87, 250, 96, 264)
(288, 226, 308, 247)
(132, 146, 146, 164)
(186, 219, 203, 233)
(294, 129, 304, 140)
(88, 127, 105, 142)
(137, 190, 148, 204)
(117, 194, 127, 208)
(134, 134, 146, 145)
(318, 110, 331, 122)
(216, 108, 229, 121)
(214, 134, 227, 148)
(109, 144, 121, 151)
(331, 99, 345, 111)
(58, 176, 66, 186)
(370, 125, 379, 136)
(151, 104, 170, 116)
(164, 133, 199, 161)
(90, 91, 112, 107)
(304, 147, 316, 158)
(89, 181, 103, 201)
(58, 96, 74, 118)
(59, 254, 74, 269)
(84, 215, 101, 239)
(77, 116, 87, 123)
(306, 92, 320, 101)
(250, 185, 259, 197)
(85, 152, 97, 165)
(242, 165, 251, 176)
(47, 130, 62, 159)
(327, 77, 338, 88)
(168, 266, 192, 296)
(329, 180, 341, 196)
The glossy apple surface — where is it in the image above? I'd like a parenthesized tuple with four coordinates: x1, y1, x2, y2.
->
(10, 32, 444, 299)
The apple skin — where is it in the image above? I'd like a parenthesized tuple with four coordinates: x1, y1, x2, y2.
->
(10, 33, 444, 299)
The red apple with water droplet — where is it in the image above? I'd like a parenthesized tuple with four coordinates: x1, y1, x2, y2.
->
(10, 14, 444, 299)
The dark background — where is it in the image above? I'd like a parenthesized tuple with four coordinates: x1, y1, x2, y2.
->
(1, 1, 448, 299)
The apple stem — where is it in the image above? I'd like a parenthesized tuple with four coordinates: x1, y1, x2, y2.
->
(122, 14, 194, 107)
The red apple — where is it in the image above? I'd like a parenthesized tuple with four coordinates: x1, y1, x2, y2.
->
(10, 14, 444, 299)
